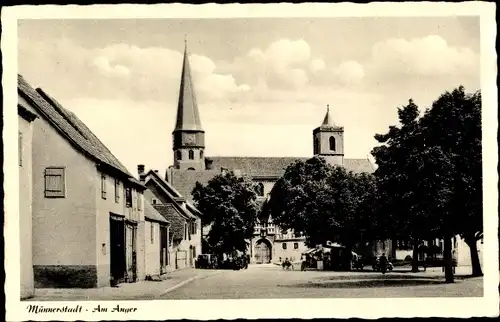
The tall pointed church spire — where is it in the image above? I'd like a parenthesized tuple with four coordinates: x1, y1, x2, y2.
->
(321, 104, 336, 127)
(174, 37, 203, 132)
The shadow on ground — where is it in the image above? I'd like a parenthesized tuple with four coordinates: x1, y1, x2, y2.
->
(314, 273, 479, 282)
(280, 279, 454, 289)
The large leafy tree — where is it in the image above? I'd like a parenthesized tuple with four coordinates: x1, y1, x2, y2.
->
(420, 87, 483, 277)
(192, 171, 260, 256)
(371, 99, 433, 272)
(266, 156, 378, 268)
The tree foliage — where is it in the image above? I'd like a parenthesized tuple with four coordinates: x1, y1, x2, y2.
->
(371, 86, 483, 280)
(192, 172, 259, 255)
(266, 156, 377, 251)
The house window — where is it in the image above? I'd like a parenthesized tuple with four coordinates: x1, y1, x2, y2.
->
(151, 223, 154, 244)
(101, 175, 107, 199)
(188, 150, 194, 160)
(282, 243, 287, 250)
(200, 150, 204, 159)
(19, 132, 23, 167)
(44, 167, 66, 198)
(125, 187, 132, 207)
(329, 136, 336, 151)
(114, 179, 120, 203)
(137, 194, 142, 211)
(187, 167, 195, 171)
(152, 198, 158, 205)
(294, 243, 299, 249)
(176, 150, 182, 161)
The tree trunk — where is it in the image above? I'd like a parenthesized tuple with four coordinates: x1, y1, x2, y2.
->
(465, 237, 483, 277)
(411, 239, 419, 272)
(443, 236, 454, 283)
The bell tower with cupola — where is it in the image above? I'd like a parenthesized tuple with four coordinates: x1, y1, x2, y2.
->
(313, 105, 344, 166)
(172, 39, 205, 171)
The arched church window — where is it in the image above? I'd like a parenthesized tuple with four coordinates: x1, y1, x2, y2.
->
(200, 150, 204, 159)
(329, 136, 336, 151)
(176, 150, 182, 161)
(314, 137, 320, 154)
(257, 182, 265, 196)
(189, 150, 194, 160)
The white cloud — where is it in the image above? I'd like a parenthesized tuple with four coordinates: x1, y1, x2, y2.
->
(221, 38, 365, 91)
(310, 59, 326, 73)
(371, 35, 479, 77)
(91, 56, 130, 77)
(333, 61, 365, 85)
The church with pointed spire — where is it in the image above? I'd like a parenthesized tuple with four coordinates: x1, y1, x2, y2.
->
(165, 41, 374, 264)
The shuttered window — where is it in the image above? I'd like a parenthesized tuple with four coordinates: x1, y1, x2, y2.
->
(114, 179, 119, 203)
(125, 187, 132, 207)
(101, 175, 107, 199)
(44, 167, 66, 198)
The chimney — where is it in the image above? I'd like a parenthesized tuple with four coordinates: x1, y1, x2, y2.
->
(138, 164, 145, 182)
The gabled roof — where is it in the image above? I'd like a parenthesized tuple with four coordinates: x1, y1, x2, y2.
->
(173, 41, 203, 132)
(17, 75, 144, 190)
(168, 157, 375, 205)
(209, 156, 307, 178)
(144, 169, 200, 220)
(153, 204, 187, 240)
(144, 200, 170, 225)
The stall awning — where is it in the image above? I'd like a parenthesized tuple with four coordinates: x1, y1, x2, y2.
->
(302, 248, 316, 255)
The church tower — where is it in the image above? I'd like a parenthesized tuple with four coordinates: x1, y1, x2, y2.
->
(313, 105, 344, 166)
(172, 40, 205, 171)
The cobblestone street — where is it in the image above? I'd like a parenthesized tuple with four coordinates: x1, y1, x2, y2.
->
(161, 264, 484, 299)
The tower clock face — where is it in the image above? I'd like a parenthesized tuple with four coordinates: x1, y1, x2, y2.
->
(185, 133, 196, 145)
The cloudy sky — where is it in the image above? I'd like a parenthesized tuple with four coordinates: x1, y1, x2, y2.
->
(18, 17, 480, 175)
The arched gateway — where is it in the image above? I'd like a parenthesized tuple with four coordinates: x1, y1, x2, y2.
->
(254, 238, 272, 264)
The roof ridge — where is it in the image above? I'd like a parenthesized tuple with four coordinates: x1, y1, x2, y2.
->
(36, 88, 90, 140)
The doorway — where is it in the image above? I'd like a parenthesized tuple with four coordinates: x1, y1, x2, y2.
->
(125, 222, 137, 282)
(160, 225, 168, 274)
(109, 216, 125, 284)
(255, 239, 272, 264)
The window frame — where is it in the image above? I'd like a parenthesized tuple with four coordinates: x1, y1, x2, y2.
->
(294, 242, 299, 250)
(188, 150, 194, 160)
(329, 136, 336, 151)
(44, 167, 66, 198)
(114, 179, 120, 203)
(176, 150, 182, 161)
(125, 186, 132, 208)
(101, 174, 107, 199)
(282, 243, 287, 250)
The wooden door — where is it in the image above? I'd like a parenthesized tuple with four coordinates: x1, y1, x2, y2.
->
(160, 226, 168, 274)
(109, 216, 125, 284)
(125, 223, 137, 282)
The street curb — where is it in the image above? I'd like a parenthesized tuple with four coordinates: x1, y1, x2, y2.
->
(159, 271, 224, 296)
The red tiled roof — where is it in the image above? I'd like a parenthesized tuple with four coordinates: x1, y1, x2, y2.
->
(18, 75, 144, 189)
(144, 201, 169, 224)
(153, 204, 187, 240)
